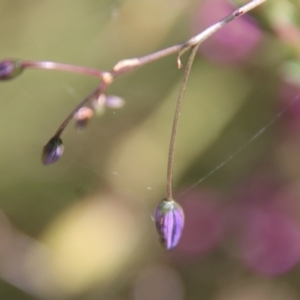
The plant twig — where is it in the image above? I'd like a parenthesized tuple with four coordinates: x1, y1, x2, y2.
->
(0, 0, 265, 142)
(21, 60, 105, 78)
(53, 0, 265, 139)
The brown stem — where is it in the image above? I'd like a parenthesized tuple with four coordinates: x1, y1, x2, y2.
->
(165, 45, 200, 201)
(21, 61, 105, 78)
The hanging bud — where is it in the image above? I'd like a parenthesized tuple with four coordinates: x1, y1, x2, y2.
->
(91, 93, 106, 115)
(0, 59, 23, 81)
(41, 137, 64, 165)
(105, 95, 125, 109)
(154, 199, 185, 251)
(73, 107, 94, 130)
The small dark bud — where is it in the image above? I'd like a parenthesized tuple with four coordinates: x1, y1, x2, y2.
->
(154, 199, 185, 251)
(41, 137, 64, 165)
(73, 107, 94, 130)
(0, 59, 23, 81)
(75, 119, 88, 130)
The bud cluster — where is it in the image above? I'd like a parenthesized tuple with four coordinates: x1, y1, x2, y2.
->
(73, 94, 125, 131)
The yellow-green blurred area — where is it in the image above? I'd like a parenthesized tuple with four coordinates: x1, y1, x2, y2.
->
(1, 0, 300, 299)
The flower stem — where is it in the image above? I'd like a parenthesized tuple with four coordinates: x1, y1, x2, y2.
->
(165, 45, 200, 201)
(164, 0, 266, 200)
(21, 61, 105, 78)
(53, 83, 106, 137)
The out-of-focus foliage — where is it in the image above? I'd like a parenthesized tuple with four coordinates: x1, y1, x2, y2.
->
(0, 0, 300, 299)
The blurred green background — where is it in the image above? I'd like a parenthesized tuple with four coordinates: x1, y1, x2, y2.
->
(0, 0, 300, 299)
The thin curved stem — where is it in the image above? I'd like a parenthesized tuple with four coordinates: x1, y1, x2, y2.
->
(164, 0, 266, 200)
(165, 45, 200, 201)
(21, 61, 105, 78)
(53, 82, 107, 138)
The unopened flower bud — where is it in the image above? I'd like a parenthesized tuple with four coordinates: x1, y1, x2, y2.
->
(105, 95, 125, 109)
(74, 107, 94, 130)
(91, 93, 106, 115)
(0, 59, 23, 80)
(154, 199, 185, 251)
(41, 137, 64, 165)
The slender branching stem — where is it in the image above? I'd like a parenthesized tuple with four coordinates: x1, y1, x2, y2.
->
(21, 61, 105, 78)
(3, 0, 264, 139)
(52, 0, 265, 139)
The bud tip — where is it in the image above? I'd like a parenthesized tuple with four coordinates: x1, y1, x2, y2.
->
(0, 59, 23, 81)
(41, 137, 64, 165)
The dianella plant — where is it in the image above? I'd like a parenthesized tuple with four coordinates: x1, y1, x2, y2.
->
(0, 0, 266, 250)
(4, 0, 300, 299)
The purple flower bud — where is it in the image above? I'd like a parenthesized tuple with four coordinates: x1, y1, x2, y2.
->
(73, 107, 94, 130)
(0, 59, 23, 80)
(41, 137, 64, 165)
(154, 199, 185, 251)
